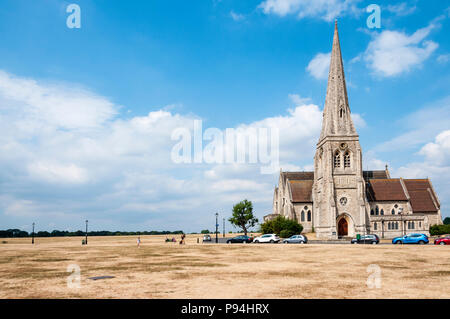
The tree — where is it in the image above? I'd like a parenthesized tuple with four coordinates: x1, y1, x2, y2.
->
(259, 215, 303, 237)
(228, 199, 258, 236)
(443, 217, 450, 225)
(201, 229, 210, 234)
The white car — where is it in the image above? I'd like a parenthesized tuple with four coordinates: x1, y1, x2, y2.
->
(253, 234, 280, 243)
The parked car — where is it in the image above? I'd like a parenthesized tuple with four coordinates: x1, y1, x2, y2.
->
(392, 233, 429, 245)
(283, 235, 308, 244)
(253, 234, 280, 243)
(351, 234, 379, 245)
(226, 235, 253, 244)
(202, 234, 211, 242)
(434, 236, 450, 245)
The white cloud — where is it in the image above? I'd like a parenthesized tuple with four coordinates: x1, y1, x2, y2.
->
(351, 113, 366, 129)
(0, 70, 326, 231)
(230, 11, 245, 21)
(418, 130, 450, 167)
(306, 52, 330, 79)
(363, 24, 439, 77)
(258, 0, 361, 21)
(394, 130, 450, 217)
(375, 96, 450, 153)
(386, 2, 417, 16)
(288, 93, 311, 105)
(437, 54, 450, 63)
(0, 71, 117, 130)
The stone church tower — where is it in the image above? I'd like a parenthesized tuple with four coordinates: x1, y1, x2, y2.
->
(267, 22, 442, 240)
(313, 21, 367, 239)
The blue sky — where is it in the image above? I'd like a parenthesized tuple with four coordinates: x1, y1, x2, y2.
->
(0, 0, 449, 233)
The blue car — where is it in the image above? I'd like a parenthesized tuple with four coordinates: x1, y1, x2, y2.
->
(392, 233, 429, 245)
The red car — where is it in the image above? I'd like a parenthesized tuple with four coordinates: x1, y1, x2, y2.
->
(434, 236, 450, 245)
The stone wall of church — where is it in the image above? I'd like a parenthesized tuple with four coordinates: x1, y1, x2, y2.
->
(369, 215, 430, 238)
(293, 203, 313, 233)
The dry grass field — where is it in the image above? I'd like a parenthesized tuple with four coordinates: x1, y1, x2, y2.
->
(0, 234, 449, 299)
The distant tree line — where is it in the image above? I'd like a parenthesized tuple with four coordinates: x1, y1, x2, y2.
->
(0, 229, 184, 238)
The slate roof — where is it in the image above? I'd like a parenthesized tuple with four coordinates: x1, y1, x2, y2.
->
(366, 179, 408, 201)
(403, 179, 439, 213)
(289, 180, 314, 203)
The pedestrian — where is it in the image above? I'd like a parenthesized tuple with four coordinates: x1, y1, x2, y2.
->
(137, 236, 141, 248)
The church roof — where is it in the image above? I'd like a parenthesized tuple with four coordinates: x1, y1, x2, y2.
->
(366, 179, 407, 201)
(289, 180, 314, 203)
(363, 170, 389, 181)
(403, 179, 439, 213)
(282, 171, 314, 181)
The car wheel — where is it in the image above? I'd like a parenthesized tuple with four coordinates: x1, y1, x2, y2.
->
(418, 240, 425, 245)
(300, 241, 305, 244)
(227, 241, 230, 244)
(254, 240, 259, 243)
(270, 240, 274, 243)
(439, 242, 446, 245)
(372, 241, 377, 245)
(243, 241, 247, 244)
(396, 241, 402, 244)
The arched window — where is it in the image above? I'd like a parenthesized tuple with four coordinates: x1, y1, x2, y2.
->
(375, 206, 379, 215)
(380, 209, 384, 216)
(374, 223, 377, 230)
(396, 222, 399, 230)
(370, 209, 374, 215)
(307, 210, 312, 222)
(301, 211, 305, 222)
(411, 221, 415, 229)
(344, 152, 351, 168)
(391, 209, 395, 215)
(339, 108, 344, 118)
(334, 151, 341, 168)
(408, 221, 411, 229)
(388, 222, 391, 230)
(419, 222, 422, 228)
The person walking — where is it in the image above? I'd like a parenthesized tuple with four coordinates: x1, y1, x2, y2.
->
(137, 236, 141, 248)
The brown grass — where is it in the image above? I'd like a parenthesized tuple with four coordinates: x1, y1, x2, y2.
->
(0, 234, 449, 299)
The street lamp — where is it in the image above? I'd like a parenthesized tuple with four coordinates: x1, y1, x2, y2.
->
(215, 213, 219, 244)
(398, 208, 404, 236)
(32, 222, 35, 245)
(223, 218, 225, 238)
(85, 220, 88, 245)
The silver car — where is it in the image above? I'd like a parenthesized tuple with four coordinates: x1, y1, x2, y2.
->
(283, 235, 308, 244)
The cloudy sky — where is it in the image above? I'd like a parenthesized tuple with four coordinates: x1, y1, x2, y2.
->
(0, 0, 449, 233)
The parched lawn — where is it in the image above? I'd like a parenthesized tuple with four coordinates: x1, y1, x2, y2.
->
(0, 235, 449, 298)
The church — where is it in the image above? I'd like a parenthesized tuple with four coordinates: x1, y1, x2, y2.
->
(265, 22, 443, 239)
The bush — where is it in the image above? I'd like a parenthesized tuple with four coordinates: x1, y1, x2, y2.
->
(279, 230, 294, 238)
(430, 224, 450, 236)
(443, 217, 450, 225)
(259, 216, 303, 236)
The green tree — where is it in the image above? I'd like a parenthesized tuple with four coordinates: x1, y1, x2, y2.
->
(443, 217, 450, 225)
(259, 215, 303, 237)
(228, 199, 258, 236)
(201, 229, 210, 234)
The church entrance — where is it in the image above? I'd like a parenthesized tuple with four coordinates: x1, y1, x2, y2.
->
(338, 218, 348, 237)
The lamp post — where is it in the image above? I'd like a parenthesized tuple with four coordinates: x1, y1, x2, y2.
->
(398, 208, 404, 236)
(223, 218, 225, 238)
(32, 222, 35, 245)
(215, 213, 219, 244)
(85, 220, 88, 245)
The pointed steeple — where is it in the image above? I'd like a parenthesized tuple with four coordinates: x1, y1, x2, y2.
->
(319, 21, 357, 142)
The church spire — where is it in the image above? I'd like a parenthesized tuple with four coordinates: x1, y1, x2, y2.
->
(319, 21, 357, 142)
